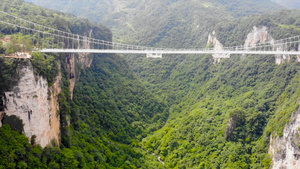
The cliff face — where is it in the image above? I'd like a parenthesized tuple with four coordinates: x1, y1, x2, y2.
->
(207, 31, 230, 64)
(269, 110, 300, 169)
(3, 62, 61, 148)
(0, 111, 3, 127)
(243, 26, 273, 60)
(68, 29, 94, 99)
(244, 26, 272, 49)
(244, 26, 300, 65)
(68, 53, 93, 100)
(211, 26, 299, 65)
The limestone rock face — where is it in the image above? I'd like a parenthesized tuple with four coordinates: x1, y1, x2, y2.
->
(273, 38, 291, 65)
(69, 29, 94, 99)
(4, 63, 61, 148)
(243, 26, 274, 60)
(207, 31, 230, 64)
(243, 26, 299, 65)
(269, 110, 300, 169)
(244, 26, 272, 49)
(67, 54, 76, 99)
(0, 111, 3, 127)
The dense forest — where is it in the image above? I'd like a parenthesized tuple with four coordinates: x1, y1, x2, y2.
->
(0, 0, 168, 168)
(270, 0, 300, 9)
(125, 10, 300, 168)
(25, 0, 282, 48)
(1, 0, 300, 168)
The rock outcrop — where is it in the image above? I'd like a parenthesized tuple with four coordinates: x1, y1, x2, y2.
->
(3, 63, 61, 147)
(244, 26, 300, 65)
(0, 111, 3, 127)
(243, 26, 275, 60)
(67, 54, 76, 99)
(273, 39, 291, 65)
(69, 29, 94, 99)
(207, 31, 230, 64)
(244, 26, 272, 49)
(269, 110, 300, 169)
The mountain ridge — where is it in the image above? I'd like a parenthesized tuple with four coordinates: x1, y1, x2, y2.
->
(25, 0, 283, 48)
(270, 0, 300, 9)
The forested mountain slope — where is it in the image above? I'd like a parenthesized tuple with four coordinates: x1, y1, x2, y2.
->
(1, 0, 300, 168)
(127, 10, 300, 168)
(26, 0, 282, 48)
(271, 0, 300, 9)
(0, 0, 168, 168)
(141, 55, 300, 168)
(25, 0, 282, 24)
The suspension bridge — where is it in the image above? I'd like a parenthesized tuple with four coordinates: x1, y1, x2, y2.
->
(0, 10, 300, 58)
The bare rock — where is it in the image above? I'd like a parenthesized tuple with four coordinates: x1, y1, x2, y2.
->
(4, 63, 61, 147)
(269, 110, 300, 169)
(207, 31, 230, 64)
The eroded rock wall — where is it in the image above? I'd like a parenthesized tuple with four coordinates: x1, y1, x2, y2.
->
(244, 26, 272, 49)
(207, 31, 230, 64)
(0, 112, 3, 127)
(269, 110, 300, 169)
(69, 29, 94, 99)
(242, 26, 299, 64)
(243, 26, 275, 60)
(4, 63, 61, 147)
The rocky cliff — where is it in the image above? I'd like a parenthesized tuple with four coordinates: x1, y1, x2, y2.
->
(244, 26, 300, 65)
(207, 31, 230, 64)
(269, 110, 300, 169)
(244, 26, 272, 49)
(212, 26, 299, 65)
(68, 30, 94, 99)
(2, 62, 61, 148)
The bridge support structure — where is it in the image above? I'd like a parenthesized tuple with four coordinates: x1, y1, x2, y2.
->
(146, 53, 163, 58)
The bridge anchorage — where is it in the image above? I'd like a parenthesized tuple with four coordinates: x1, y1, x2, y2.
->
(0, 11, 300, 58)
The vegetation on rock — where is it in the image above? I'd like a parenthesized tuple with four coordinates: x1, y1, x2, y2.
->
(0, 0, 300, 168)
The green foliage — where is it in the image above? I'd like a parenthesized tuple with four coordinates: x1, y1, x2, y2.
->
(0, 53, 163, 168)
(135, 54, 300, 168)
(2, 114, 24, 134)
(30, 135, 36, 146)
(216, 0, 282, 17)
(270, 0, 300, 9)
(49, 49, 168, 167)
(1, 0, 300, 168)
(0, 0, 111, 50)
(0, 125, 43, 168)
(25, 0, 281, 49)
(72, 54, 169, 143)
(4, 34, 33, 55)
(31, 52, 59, 85)
(215, 10, 300, 46)
(0, 57, 22, 95)
(0, 0, 141, 168)
(124, 11, 300, 167)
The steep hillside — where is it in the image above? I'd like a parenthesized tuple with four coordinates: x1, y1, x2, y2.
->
(142, 55, 300, 168)
(71, 54, 169, 144)
(1, 0, 300, 168)
(0, 0, 169, 168)
(0, 0, 110, 147)
(124, 10, 300, 168)
(271, 0, 300, 9)
(26, 0, 282, 48)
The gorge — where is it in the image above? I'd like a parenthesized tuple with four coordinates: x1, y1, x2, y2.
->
(0, 0, 300, 168)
